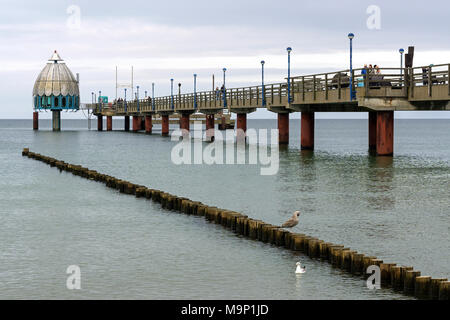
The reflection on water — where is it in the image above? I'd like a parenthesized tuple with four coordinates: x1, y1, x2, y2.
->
(294, 273, 304, 294)
(0, 119, 448, 299)
(366, 156, 395, 211)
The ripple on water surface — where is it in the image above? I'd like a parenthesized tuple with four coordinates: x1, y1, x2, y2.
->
(0, 119, 448, 299)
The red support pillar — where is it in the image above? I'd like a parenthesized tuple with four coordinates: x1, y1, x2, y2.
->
(368, 111, 377, 152)
(180, 113, 190, 132)
(278, 113, 289, 144)
(376, 111, 394, 156)
(161, 115, 169, 136)
(107, 116, 112, 131)
(206, 114, 215, 141)
(132, 116, 140, 132)
(33, 111, 38, 130)
(145, 115, 152, 134)
(124, 116, 130, 131)
(236, 113, 247, 141)
(97, 115, 103, 131)
(301, 112, 315, 150)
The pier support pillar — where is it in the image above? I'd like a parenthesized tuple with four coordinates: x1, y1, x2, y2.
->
(52, 110, 61, 131)
(278, 113, 289, 144)
(124, 116, 130, 131)
(301, 112, 314, 150)
(376, 111, 394, 156)
(97, 115, 103, 131)
(206, 114, 215, 141)
(145, 115, 152, 134)
(369, 112, 377, 153)
(132, 116, 141, 132)
(33, 111, 39, 130)
(180, 113, 190, 133)
(236, 113, 247, 141)
(161, 115, 169, 136)
(107, 116, 112, 131)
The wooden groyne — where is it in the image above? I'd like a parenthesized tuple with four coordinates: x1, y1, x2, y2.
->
(22, 148, 449, 300)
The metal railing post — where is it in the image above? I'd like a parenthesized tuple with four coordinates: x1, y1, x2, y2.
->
(302, 76, 305, 101)
(338, 73, 342, 100)
(256, 87, 259, 105)
(313, 75, 316, 101)
(271, 84, 274, 104)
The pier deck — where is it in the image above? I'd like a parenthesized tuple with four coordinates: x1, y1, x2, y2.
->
(86, 64, 450, 115)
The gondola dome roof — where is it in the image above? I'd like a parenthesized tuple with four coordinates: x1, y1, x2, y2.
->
(33, 50, 79, 97)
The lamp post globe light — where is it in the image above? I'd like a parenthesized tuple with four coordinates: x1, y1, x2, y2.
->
(348, 33, 355, 100)
(286, 47, 292, 103)
(261, 60, 265, 106)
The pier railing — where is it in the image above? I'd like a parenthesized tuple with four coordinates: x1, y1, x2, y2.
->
(408, 63, 450, 101)
(86, 64, 450, 115)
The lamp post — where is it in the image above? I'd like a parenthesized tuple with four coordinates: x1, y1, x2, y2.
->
(178, 83, 181, 108)
(348, 33, 355, 100)
(193, 74, 197, 109)
(286, 47, 292, 103)
(261, 60, 265, 106)
(170, 79, 174, 109)
(152, 83, 155, 110)
(99, 90, 102, 111)
(222, 68, 227, 107)
(399, 48, 405, 80)
(145, 90, 147, 98)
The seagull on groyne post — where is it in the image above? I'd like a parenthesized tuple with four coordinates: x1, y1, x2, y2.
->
(281, 211, 301, 228)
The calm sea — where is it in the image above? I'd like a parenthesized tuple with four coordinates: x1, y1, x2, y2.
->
(0, 118, 449, 299)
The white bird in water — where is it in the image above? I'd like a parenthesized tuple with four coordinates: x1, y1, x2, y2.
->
(295, 262, 306, 274)
(281, 211, 301, 228)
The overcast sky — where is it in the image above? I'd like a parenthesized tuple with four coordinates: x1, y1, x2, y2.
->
(1, 0, 449, 119)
